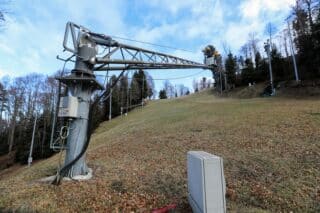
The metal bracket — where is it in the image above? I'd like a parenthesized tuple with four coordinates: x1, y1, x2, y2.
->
(63, 22, 80, 54)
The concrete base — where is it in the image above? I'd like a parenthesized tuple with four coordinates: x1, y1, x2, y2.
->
(39, 168, 93, 183)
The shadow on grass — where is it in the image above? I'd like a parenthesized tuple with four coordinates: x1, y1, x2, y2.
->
(142, 172, 192, 212)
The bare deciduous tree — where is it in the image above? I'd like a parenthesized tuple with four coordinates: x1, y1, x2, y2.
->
(240, 43, 249, 59)
(163, 80, 174, 98)
(248, 32, 259, 62)
(0, 0, 11, 28)
(282, 29, 290, 58)
(7, 78, 25, 153)
(265, 22, 277, 46)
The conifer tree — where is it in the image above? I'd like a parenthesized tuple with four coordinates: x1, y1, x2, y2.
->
(225, 52, 237, 87)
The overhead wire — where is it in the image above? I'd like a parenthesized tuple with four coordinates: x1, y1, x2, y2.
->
(95, 69, 209, 81)
(50, 55, 72, 151)
(97, 69, 210, 108)
(109, 35, 196, 53)
(141, 69, 208, 80)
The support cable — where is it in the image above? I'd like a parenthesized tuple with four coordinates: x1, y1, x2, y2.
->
(49, 55, 74, 150)
(94, 69, 208, 81)
(109, 35, 195, 53)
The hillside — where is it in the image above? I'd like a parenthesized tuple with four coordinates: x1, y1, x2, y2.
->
(218, 82, 320, 99)
(0, 90, 319, 212)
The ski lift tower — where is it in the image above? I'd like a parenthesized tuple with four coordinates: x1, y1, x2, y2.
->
(53, 22, 217, 179)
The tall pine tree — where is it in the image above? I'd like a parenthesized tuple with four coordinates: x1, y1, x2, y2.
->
(225, 52, 237, 87)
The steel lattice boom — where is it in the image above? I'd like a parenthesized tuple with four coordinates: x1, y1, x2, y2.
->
(62, 22, 217, 72)
(94, 43, 212, 71)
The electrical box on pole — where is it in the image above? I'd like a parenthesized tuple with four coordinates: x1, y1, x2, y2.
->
(204, 57, 216, 66)
(58, 96, 79, 118)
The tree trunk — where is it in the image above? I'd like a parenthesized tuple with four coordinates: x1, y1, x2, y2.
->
(305, 0, 313, 30)
(8, 119, 16, 153)
(41, 118, 46, 157)
(8, 100, 18, 153)
(0, 100, 3, 121)
(26, 91, 32, 118)
(283, 34, 289, 59)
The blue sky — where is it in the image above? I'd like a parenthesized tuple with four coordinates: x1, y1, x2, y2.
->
(0, 0, 295, 93)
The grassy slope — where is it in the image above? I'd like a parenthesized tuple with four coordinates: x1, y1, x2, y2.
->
(0, 90, 319, 212)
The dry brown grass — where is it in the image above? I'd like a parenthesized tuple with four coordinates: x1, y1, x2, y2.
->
(0, 90, 319, 212)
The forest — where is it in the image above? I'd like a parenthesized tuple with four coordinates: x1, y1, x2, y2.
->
(0, 69, 157, 169)
(216, 0, 320, 91)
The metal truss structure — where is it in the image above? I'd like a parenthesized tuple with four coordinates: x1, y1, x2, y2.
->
(63, 22, 216, 72)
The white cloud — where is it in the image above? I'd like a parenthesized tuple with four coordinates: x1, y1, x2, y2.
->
(0, 16, 60, 77)
(240, 0, 261, 18)
(133, 24, 180, 44)
(144, 0, 200, 15)
(225, 20, 264, 51)
(0, 43, 14, 55)
(131, 0, 224, 57)
(214, 0, 296, 55)
(240, 0, 295, 18)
